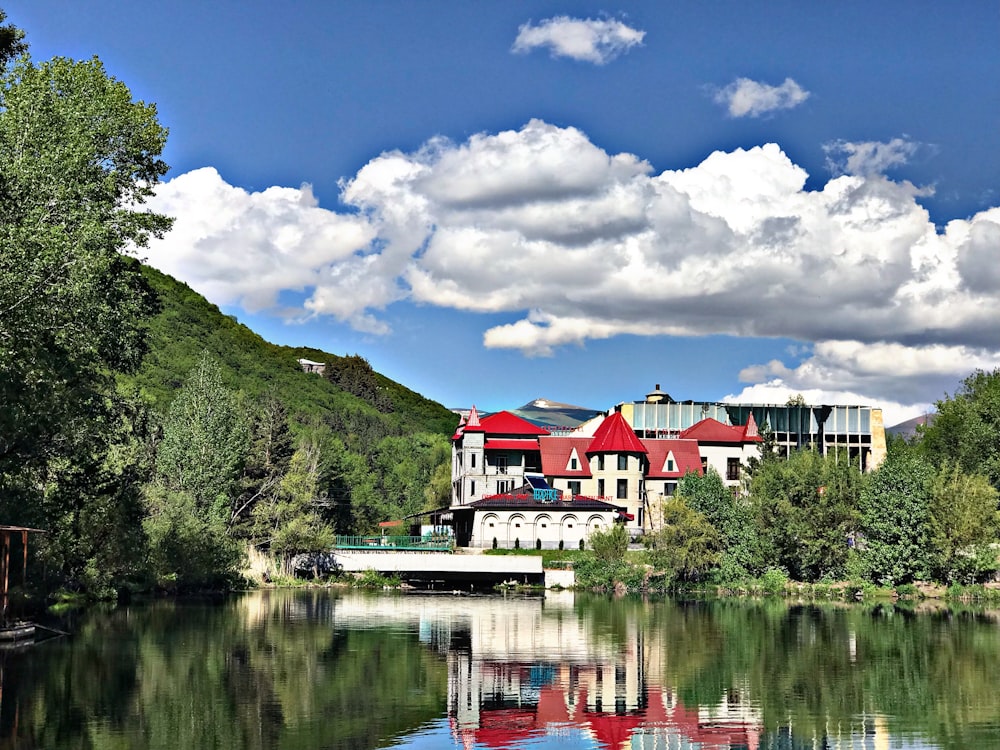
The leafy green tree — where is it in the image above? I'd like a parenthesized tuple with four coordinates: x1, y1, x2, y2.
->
(589, 523, 629, 564)
(324, 354, 393, 412)
(231, 394, 294, 535)
(0, 54, 170, 478)
(0, 10, 25, 66)
(920, 368, 1000, 489)
(154, 353, 249, 524)
(927, 463, 999, 582)
(645, 497, 719, 581)
(679, 468, 762, 579)
(858, 444, 934, 585)
(750, 448, 860, 581)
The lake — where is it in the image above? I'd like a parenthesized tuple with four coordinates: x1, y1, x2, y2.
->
(3, 590, 1000, 749)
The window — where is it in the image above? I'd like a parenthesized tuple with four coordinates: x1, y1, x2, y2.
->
(471, 453, 476, 469)
(701, 456, 708, 472)
(597, 478, 605, 497)
(638, 507, 644, 527)
(727, 457, 740, 481)
(666, 458, 675, 472)
(570, 457, 578, 470)
(664, 481, 677, 497)
(568, 481, 581, 496)
(470, 481, 476, 496)
(497, 455, 508, 474)
(597, 455, 605, 470)
(617, 454, 628, 471)
(617, 478, 628, 499)
(497, 480, 512, 494)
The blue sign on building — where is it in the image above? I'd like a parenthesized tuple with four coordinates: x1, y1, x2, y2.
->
(533, 488, 561, 502)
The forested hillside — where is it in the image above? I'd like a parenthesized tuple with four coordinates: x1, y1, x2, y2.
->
(132, 264, 456, 438)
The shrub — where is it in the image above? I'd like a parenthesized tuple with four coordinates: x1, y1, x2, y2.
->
(760, 567, 789, 595)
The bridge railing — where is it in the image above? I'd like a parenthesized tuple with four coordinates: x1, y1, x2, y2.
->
(333, 535, 454, 552)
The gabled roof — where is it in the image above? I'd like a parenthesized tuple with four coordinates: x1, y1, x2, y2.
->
(463, 404, 484, 432)
(641, 439, 702, 478)
(539, 437, 592, 478)
(478, 410, 551, 437)
(586, 411, 648, 454)
(679, 417, 762, 444)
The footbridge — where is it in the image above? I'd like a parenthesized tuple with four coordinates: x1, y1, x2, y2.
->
(331, 550, 570, 589)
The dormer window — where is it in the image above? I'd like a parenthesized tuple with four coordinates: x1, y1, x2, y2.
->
(571, 457, 578, 470)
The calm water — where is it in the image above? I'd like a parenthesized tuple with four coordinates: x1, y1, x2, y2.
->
(3, 591, 1000, 749)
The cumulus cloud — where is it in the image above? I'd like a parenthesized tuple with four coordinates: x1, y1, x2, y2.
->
(143, 119, 1000, 416)
(824, 137, 919, 176)
(713, 77, 810, 118)
(512, 16, 645, 64)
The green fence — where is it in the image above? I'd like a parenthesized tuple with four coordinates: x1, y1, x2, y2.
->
(333, 535, 454, 552)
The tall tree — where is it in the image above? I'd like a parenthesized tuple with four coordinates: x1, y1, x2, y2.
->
(858, 444, 934, 585)
(927, 463, 999, 582)
(0, 54, 170, 478)
(154, 353, 248, 523)
(920, 368, 1000, 489)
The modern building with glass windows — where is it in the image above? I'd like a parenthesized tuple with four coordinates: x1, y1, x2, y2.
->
(624, 385, 886, 471)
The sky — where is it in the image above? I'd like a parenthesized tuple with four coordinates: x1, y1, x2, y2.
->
(7, 2, 1000, 425)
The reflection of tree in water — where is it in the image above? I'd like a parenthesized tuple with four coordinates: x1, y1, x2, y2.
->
(5, 593, 1000, 749)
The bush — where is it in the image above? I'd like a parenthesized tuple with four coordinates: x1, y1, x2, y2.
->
(759, 567, 789, 595)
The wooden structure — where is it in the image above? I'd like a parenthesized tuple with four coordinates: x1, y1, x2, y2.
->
(0, 525, 44, 634)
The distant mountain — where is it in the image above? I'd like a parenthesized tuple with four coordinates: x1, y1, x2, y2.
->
(886, 413, 936, 438)
(510, 398, 603, 429)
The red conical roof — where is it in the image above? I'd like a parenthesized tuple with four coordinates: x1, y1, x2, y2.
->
(587, 412, 647, 454)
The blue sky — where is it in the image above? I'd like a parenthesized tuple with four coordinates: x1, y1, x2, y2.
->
(8, 2, 1000, 424)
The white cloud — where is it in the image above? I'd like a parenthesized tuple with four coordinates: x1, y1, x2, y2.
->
(512, 16, 645, 64)
(713, 77, 810, 118)
(142, 120, 1000, 417)
(824, 137, 919, 176)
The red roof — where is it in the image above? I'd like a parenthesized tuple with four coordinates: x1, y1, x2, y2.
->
(463, 404, 484, 432)
(479, 410, 551, 437)
(484, 438, 541, 451)
(587, 412, 647, 454)
(538, 437, 593, 477)
(679, 417, 762, 444)
(641, 439, 702, 478)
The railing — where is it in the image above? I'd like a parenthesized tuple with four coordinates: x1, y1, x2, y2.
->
(333, 535, 454, 552)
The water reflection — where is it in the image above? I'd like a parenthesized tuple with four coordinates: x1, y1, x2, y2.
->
(2, 592, 999, 749)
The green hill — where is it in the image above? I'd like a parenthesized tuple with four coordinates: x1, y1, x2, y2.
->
(132, 264, 457, 437)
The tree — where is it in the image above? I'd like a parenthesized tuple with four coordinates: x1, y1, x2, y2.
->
(0, 10, 25, 67)
(858, 444, 934, 586)
(678, 469, 762, 579)
(154, 353, 249, 523)
(645, 497, 719, 582)
(750, 448, 860, 581)
(0, 54, 169, 479)
(0, 48, 171, 592)
(920, 368, 1000, 489)
(589, 523, 629, 564)
(927, 463, 999, 582)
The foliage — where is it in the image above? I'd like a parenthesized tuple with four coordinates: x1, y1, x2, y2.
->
(155, 352, 249, 523)
(920, 368, 1000, 489)
(143, 487, 244, 590)
(749, 448, 861, 582)
(324, 354, 393, 412)
(588, 523, 628, 564)
(679, 468, 762, 579)
(857, 443, 935, 586)
(0, 45, 172, 596)
(645, 497, 719, 582)
(0, 54, 169, 477)
(926, 463, 999, 582)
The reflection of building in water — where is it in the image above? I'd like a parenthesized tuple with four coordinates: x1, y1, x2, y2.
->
(445, 595, 763, 750)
